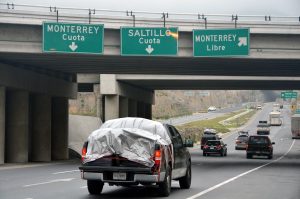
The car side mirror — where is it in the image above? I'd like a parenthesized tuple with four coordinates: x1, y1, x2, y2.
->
(272, 142, 275, 145)
(184, 139, 194, 147)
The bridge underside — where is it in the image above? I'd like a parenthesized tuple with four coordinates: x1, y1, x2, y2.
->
(1, 52, 300, 77)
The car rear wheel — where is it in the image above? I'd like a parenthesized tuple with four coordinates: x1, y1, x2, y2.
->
(87, 180, 104, 195)
(158, 166, 172, 197)
(268, 154, 273, 159)
(246, 154, 252, 159)
(203, 152, 206, 156)
(179, 161, 191, 189)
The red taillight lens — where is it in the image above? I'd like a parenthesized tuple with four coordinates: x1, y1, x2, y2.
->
(203, 145, 209, 149)
(154, 150, 161, 165)
(236, 140, 241, 144)
(216, 145, 222, 150)
(81, 141, 88, 162)
(81, 147, 87, 161)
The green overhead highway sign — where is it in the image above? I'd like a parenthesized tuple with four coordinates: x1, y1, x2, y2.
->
(121, 27, 178, 56)
(43, 22, 104, 54)
(281, 91, 298, 99)
(193, 28, 249, 57)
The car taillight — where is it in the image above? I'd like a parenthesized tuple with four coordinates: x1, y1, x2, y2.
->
(268, 145, 272, 149)
(216, 145, 222, 150)
(81, 141, 88, 162)
(154, 149, 162, 165)
(236, 140, 240, 144)
(152, 147, 162, 173)
(203, 145, 209, 149)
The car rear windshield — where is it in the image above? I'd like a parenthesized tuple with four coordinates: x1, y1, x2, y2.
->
(248, 136, 270, 144)
(206, 140, 220, 145)
(237, 136, 248, 141)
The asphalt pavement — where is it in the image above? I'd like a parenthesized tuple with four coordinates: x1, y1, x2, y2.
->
(0, 104, 299, 199)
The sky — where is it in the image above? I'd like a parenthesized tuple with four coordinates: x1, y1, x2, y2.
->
(6, 0, 300, 16)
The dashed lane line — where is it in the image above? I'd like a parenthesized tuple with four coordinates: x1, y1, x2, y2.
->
(23, 178, 75, 188)
(52, 170, 79, 175)
(186, 139, 295, 199)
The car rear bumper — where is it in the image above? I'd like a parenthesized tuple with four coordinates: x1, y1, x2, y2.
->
(79, 166, 165, 183)
(247, 151, 272, 155)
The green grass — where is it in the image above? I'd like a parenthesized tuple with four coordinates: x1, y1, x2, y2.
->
(176, 109, 256, 143)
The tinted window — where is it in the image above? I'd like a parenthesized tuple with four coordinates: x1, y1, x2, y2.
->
(249, 136, 270, 144)
(206, 140, 220, 145)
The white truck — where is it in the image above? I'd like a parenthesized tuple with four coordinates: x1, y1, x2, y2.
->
(269, 111, 282, 126)
(291, 114, 300, 139)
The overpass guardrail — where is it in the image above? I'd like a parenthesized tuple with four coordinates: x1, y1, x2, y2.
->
(0, 3, 300, 32)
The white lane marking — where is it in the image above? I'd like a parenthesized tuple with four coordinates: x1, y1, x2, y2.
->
(52, 170, 79, 175)
(80, 186, 87, 189)
(187, 139, 295, 199)
(24, 198, 33, 199)
(23, 178, 75, 188)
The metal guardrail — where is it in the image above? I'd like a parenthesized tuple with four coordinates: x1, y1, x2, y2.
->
(1, 2, 300, 28)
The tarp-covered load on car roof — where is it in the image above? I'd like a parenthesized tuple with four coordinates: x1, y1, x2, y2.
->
(85, 118, 172, 167)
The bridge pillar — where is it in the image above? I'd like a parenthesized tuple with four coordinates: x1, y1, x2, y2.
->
(51, 97, 69, 160)
(128, 99, 137, 117)
(137, 101, 145, 118)
(145, 103, 152, 119)
(31, 94, 51, 162)
(119, 97, 129, 118)
(0, 87, 5, 164)
(104, 95, 119, 121)
(6, 91, 29, 163)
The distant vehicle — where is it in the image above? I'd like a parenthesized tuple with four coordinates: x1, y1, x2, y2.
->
(207, 106, 217, 112)
(235, 134, 249, 150)
(203, 140, 227, 157)
(79, 118, 193, 197)
(238, 130, 249, 136)
(269, 111, 282, 126)
(256, 105, 262, 110)
(257, 121, 270, 135)
(246, 135, 275, 159)
(291, 114, 300, 139)
(201, 129, 220, 150)
(273, 103, 280, 112)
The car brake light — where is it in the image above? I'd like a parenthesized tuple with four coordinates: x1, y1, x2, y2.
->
(81, 141, 88, 162)
(154, 150, 162, 165)
(203, 145, 209, 149)
(236, 140, 240, 144)
(216, 145, 222, 150)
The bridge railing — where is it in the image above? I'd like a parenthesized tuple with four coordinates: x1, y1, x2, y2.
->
(0, 3, 299, 31)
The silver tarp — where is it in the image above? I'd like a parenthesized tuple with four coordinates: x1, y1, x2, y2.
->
(85, 118, 172, 167)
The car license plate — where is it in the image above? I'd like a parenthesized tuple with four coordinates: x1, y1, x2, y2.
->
(113, 172, 127, 180)
(210, 146, 214, 149)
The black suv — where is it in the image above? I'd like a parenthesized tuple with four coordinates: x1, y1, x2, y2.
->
(203, 140, 227, 157)
(246, 135, 275, 159)
(201, 129, 220, 150)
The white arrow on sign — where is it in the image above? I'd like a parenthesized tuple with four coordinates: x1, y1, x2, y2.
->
(238, 37, 247, 47)
(145, 45, 154, 54)
(69, 42, 78, 51)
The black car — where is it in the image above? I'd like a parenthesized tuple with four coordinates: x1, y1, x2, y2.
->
(203, 140, 227, 156)
(200, 129, 220, 150)
(246, 135, 275, 159)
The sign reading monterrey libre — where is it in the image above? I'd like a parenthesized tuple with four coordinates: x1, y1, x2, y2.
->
(43, 22, 104, 54)
(193, 28, 249, 57)
(121, 27, 178, 56)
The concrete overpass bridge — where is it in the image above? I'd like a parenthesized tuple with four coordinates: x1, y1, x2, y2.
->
(0, 3, 300, 165)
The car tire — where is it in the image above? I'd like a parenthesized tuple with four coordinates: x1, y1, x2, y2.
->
(268, 154, 273, 159)
(246, 154, 252, 159)
(235, 147, 238, 150)
(158, 166, 172, 197)
(87, 180, 104, 195)
(225, 150, 227, 156)
(220, 151, 224, 157)
(179, 161, 191, 189)
(203, 152, 206, 156)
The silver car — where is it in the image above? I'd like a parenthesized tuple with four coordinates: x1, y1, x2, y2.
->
(235, 134, 249, 150)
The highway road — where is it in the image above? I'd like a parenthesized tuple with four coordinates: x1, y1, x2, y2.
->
(159, 105, 243, 125)
(0, 104, 299, 199)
